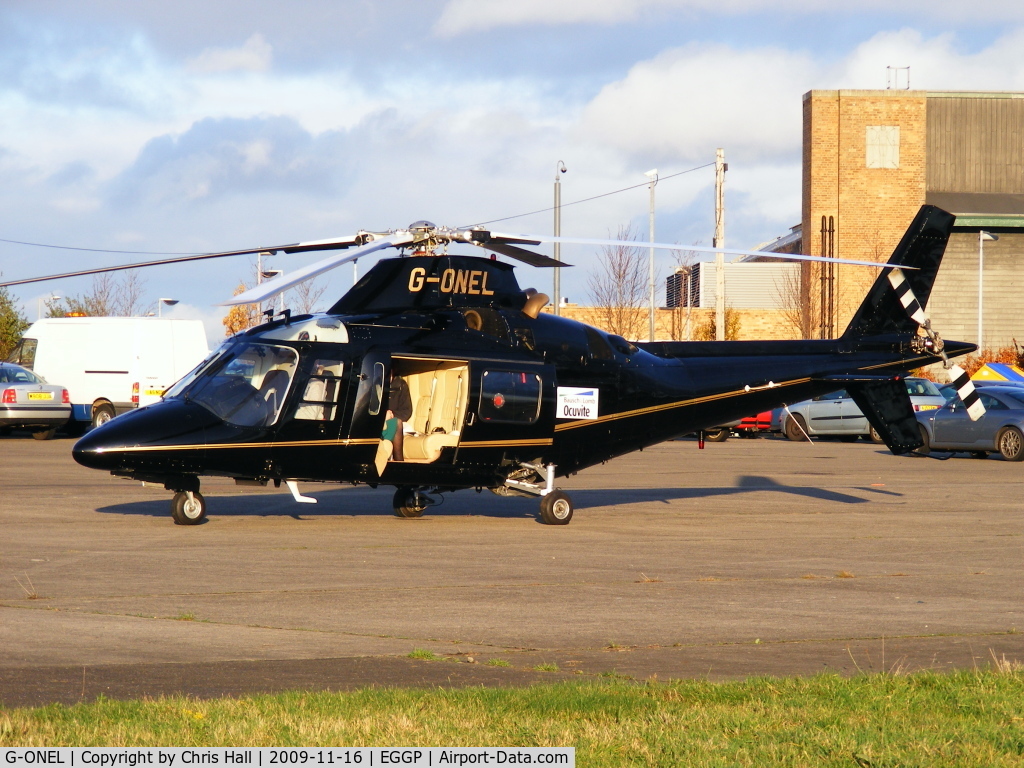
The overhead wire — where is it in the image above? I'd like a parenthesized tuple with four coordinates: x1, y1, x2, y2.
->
(463, 162, 715, 229)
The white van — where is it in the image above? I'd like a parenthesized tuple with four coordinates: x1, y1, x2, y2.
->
(7, 317, 209, 429)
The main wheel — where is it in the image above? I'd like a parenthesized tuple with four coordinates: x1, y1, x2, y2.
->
(92, 403, 116, 429)
(32, 428, 57, 440)
(171, 491, 207, 525)
(703, 428, 729, 442)
(784, 414, 808, 442)
(539, 490, 573, 525)
(869, 425, 885, 444)
(914, 424, 931, 455)
(997, 427, 1024, 461)
(393, 487, 426, 518)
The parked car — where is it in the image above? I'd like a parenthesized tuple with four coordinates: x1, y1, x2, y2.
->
(0, 362, 71, 439)
(781, 377, 946, 443)
(916, 385, 1024, 460)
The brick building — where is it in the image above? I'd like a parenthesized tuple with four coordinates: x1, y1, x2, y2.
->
(801, 89, 1024, 349)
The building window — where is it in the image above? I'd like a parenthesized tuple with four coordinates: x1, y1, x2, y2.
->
(866, 125, 900, 169)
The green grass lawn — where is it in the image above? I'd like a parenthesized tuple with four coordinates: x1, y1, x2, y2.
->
(2, 671, 1023, 766)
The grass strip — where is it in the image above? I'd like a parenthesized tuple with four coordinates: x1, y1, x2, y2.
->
(2, 671, 1023, 766)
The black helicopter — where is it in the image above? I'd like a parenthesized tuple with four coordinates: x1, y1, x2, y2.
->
(2, 205, 983, 525)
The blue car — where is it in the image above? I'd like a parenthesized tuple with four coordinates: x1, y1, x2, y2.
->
(916, 385, 1024, 460)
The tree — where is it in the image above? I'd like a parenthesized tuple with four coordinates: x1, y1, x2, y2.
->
(222, 282, 262, 336)
(693, 306, 741, 341)
(46, 271, 148, 317)
(0, 283, 29, 359)
(290, 276, 329, 315)
(586, 224, 647, 340)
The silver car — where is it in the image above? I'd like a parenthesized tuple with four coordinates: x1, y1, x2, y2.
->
(916, 385, 1024, 460)
(0, 362, 71, 440)
(782, 377, 947, 443)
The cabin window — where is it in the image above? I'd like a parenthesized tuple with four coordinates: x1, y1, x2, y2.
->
(479, 370, 542, 424)
(369, 362, 385, 416)
(295, 359, 343, 421)
(174, 341, 299, 428)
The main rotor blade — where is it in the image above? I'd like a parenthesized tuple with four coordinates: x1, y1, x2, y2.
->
(223, 234, 413, 306)
(471, 240, 568, 267)
(0, 234, 365, 289)
(487, 233, 916, 270)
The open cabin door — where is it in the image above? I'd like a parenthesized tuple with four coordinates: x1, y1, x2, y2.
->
(388, 356, 470, 465)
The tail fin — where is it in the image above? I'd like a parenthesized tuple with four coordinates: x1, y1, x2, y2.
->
(842, 205, 956, 339)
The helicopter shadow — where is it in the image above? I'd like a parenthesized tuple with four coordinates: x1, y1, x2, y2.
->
(569, 475, 894, 511)
(94, 486, 540, 522)
(95, 474, 891, 522)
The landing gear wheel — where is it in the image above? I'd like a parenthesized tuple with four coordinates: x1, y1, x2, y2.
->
(914, 424, 931, 456)
(32, 428, 57, 440)
(393, 487, 426, 518)
(784, 414, 808, 442)
(997, 427, 1024, 461)
(869, 425, 885, 444)
(92, 403, 116, 429)
(171, 491, 207, 525)
(539, 490, 573, 525)
(703, 428, 729, 442)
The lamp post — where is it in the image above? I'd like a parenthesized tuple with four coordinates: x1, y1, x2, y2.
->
(553, 161, 567, 316)
(645, 169, 658, 342)
(979, 230, 998, 351)
(157, 298, 178, 317)
(261, 269, 284, 315)
(38, 293, 59, 320)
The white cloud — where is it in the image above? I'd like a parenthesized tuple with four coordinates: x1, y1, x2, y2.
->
(436, 0, 1024, 35)
(576, 43, 812, 165)
(186, 33, 273, 74)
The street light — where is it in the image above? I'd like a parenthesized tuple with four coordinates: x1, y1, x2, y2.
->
(38, 293, 59, 320)
(261, 269, 284, 315)
(644, 169, 658, 342)
(553, 161, 567, 316)
(157, 298, 178, 317)
(979, 230, 998, 351)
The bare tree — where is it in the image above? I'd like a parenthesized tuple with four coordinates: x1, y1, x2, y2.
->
(586, 224, 647, 340)
(290, 277, 329, 315)
(667, 245, 701, 340)
(46, 272, 147, 317)
(774, 266, 815, 339)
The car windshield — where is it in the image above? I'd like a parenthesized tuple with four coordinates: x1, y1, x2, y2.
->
(171, 341, 299, 427)
(906, 379, 941, 397)
(0, 365, 43, 384)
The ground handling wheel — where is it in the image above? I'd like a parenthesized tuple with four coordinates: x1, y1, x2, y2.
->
(539, 490, 573, 525)
(171, 491, 207, 525)
(393, 487, 427, 518)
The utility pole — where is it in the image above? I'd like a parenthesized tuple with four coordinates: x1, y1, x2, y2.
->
(714, 149, 726, 340)
(553, 161, 566, 315)
(645, 168, 658, 342)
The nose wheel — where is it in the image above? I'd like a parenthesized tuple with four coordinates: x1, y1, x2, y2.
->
(171, 491, 207, 525)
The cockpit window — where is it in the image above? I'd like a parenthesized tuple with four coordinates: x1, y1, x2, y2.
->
(171, 342, 299, 427)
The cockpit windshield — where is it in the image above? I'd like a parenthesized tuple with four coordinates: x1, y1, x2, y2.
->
(169, 341, 299, 427)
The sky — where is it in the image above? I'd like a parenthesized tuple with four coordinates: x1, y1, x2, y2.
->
(2, 0, 1023, 342)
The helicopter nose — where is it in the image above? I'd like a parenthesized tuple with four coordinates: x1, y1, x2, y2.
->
(72, 400, 216, 471)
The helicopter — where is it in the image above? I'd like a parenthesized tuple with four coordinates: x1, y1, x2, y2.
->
(1, 205, 983, 525)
